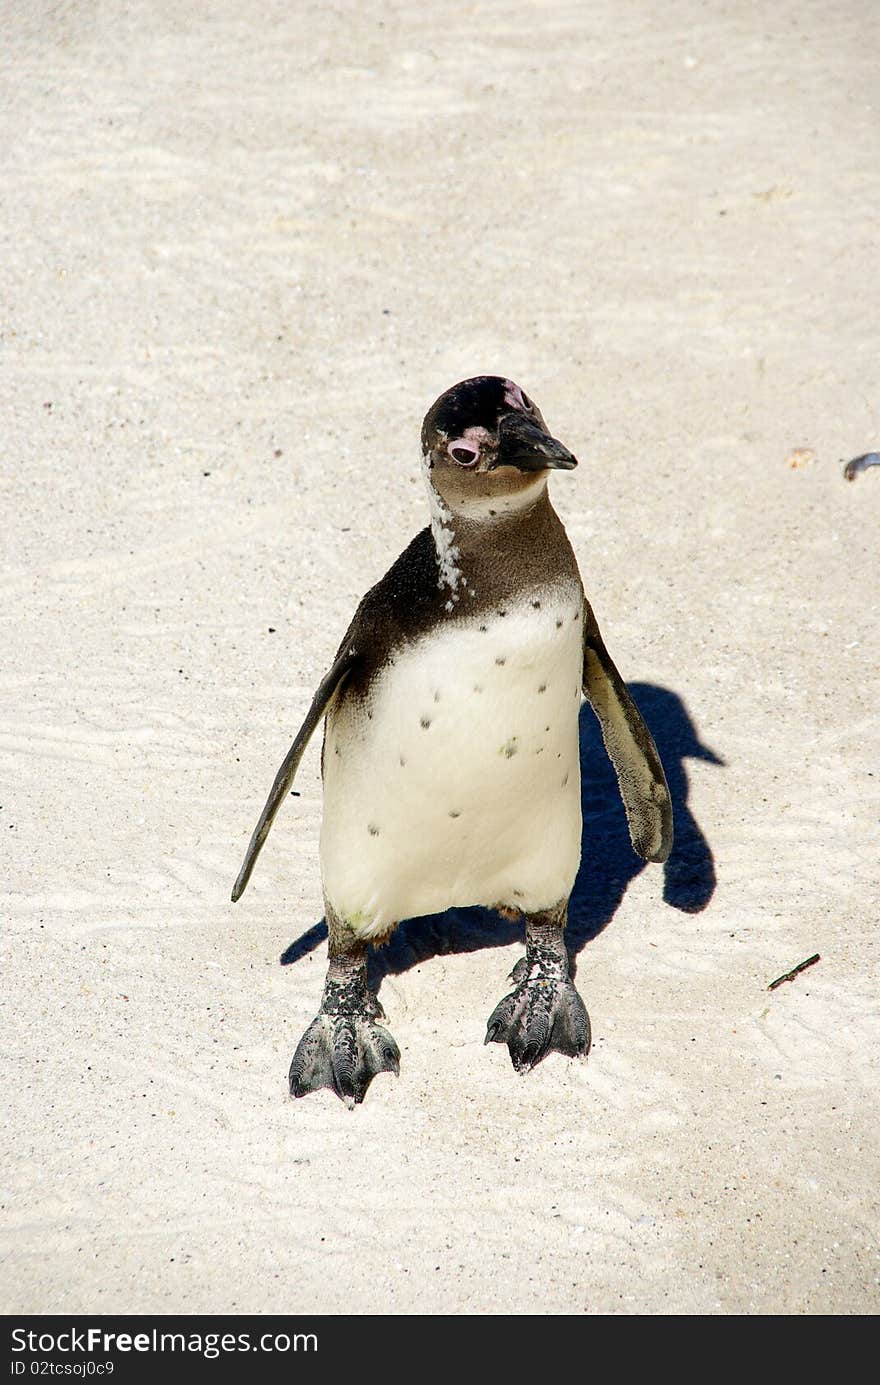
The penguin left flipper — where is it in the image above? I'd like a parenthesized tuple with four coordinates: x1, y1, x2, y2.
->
(231, 645, 358, 903)
(582, 604, 674, 864)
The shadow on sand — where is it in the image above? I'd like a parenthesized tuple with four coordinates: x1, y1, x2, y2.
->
(280, 683, 723, 989)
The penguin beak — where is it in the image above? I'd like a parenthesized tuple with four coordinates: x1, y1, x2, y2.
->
(492, 413, 578, 472)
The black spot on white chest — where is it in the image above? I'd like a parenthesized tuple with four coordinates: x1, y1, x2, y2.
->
(327, 594, 584, 794)
(319, 591, 585, 931)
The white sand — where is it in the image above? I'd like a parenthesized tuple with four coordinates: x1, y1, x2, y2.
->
(2, 0, 878, 1315)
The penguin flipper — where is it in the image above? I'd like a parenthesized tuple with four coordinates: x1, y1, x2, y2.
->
(231, 645, 358, 902)
(582, 608, 673, 863)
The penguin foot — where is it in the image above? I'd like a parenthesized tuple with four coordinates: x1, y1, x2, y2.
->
(289, 1011, 400, 1107)
(485, 958, 591, 1072)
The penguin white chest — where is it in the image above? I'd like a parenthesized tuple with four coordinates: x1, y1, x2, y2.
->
(320, 588, 585, 936)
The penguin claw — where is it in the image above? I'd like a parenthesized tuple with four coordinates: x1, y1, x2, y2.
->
(366, 993, 386, 1021)
(485, 970, 591, 1072)
(509, 956, 529, 984)
(289, 1012, 400, 1105)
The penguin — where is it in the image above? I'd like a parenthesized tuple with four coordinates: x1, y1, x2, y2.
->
(232, 376, 673, 1106)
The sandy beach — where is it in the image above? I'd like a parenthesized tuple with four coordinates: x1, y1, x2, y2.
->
(2, 0, 878, 1314)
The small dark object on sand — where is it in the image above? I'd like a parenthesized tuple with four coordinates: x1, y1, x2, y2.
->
(843, 452, 880, 481)
(768, 953, 821, 990)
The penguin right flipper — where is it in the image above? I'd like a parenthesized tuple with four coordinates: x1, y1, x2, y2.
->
(231, 644, 358, 903)
(582, 605, 673, 864)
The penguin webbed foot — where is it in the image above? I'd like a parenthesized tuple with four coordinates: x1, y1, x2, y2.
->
(485, 955, 591, 1072)
(289, 1006, 400, 1108)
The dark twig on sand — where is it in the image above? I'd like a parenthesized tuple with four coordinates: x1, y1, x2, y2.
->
(768, 953, 821, 990)
(843, 452, 880, 481)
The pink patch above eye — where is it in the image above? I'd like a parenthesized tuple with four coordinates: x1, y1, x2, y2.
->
(449, 439, 480, 466)
(503, 380, 531, 412)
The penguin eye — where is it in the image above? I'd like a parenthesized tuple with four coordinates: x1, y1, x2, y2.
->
(449, 441, 480, 468)
(521, 393, 533, 412)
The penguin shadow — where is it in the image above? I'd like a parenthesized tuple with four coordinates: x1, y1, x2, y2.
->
(279, 683, 723, 986)
(567, 683, 723, 961)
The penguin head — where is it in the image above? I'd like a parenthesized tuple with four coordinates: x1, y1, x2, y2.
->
(421, 376, 577, 517)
